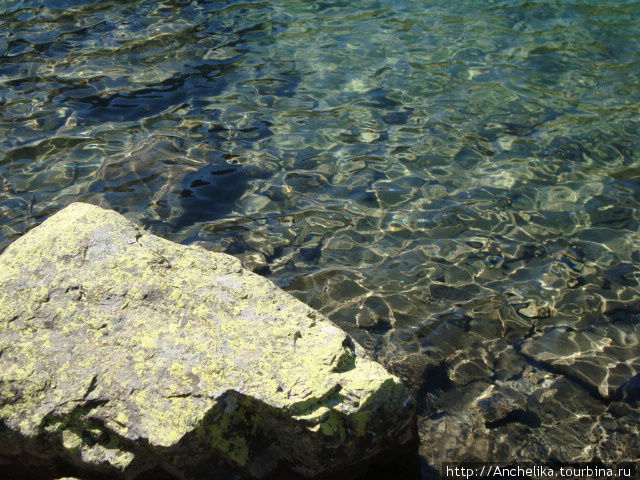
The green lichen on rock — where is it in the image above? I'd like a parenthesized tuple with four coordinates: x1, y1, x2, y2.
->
(0, 203, 415, 479)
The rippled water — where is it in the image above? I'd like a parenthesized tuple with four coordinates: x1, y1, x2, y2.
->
(2, 0, 640, 475)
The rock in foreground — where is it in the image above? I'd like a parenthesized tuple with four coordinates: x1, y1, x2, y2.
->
(0, 203, 415, 480)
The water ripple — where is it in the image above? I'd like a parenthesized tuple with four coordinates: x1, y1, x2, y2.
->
(1, 0, 640, 472)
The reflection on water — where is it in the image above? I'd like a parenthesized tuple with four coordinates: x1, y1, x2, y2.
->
(1, 0, 640, 474)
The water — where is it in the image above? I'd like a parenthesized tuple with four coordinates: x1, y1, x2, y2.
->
(1, 0, 640, 474)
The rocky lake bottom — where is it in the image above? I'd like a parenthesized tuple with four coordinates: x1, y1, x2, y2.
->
(1, 0, 639, 477)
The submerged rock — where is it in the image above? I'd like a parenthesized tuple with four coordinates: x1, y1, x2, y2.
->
(0, 203, 415, 480)
(520, 324, 640, 400)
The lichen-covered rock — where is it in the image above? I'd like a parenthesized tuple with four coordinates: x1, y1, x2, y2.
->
(0, 203, 415, 480)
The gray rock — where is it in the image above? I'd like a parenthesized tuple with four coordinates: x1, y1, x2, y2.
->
(0, 203, 415, 480)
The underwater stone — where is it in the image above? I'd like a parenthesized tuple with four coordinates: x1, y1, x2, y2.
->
(0, 203, 416, 480)
(520, 325, 640, 400)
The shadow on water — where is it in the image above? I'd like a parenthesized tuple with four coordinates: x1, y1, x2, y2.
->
(174, 161, 248, 230)
(80, 134, 254, 232)
(359, 454, 438, 480)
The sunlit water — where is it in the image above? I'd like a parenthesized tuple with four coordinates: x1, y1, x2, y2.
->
(1, 0, 639, 474)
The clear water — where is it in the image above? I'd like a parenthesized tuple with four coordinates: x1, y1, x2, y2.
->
(1, 0, 639, 473)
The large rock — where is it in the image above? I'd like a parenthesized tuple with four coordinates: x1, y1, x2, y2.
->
(0, 203, 415, 480)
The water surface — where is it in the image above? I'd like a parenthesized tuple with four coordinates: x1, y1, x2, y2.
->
(1, 0, 640, 474)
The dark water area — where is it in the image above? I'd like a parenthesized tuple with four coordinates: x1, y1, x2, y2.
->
(1, 0, 640, 476)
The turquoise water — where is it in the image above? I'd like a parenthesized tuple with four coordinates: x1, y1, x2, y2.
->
(1, 0, 639, 474)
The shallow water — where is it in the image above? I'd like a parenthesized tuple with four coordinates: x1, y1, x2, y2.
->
(1, 0, 639, 474)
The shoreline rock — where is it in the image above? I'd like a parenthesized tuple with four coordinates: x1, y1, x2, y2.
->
(0, 203, 416, 479)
